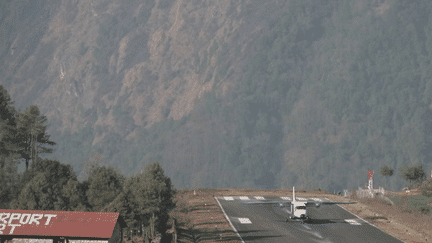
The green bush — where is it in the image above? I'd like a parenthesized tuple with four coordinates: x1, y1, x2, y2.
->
(420, 181, 432, 197)
(419, 206, 431, 215)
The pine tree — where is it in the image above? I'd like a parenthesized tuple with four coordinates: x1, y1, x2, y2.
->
(103, 189, 140, 230)
(0, 153, 21, 208)
(0, 85, 20, 160)
(379, 165, 394, 189)
(12, 158, 77, 210)
(62, 179, 89, 211)
(0, 85, 23, 208)
(399, 163, 426, 188)
(16, 105, 56, 170)
(133, 162, 175, 236)
(101, 162, 176, 237)
(85, 166, 125, 211)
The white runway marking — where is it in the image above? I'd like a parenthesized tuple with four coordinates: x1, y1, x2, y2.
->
(337, 204, 397, 239)
(214, 197, 245, 243)
(239, 196, 250, 200)
(311, 198, 323, 202)
(300, 225, 325, 239)
(238, 218, 252, 224)
(345, 219, 361, 225)
(280, 197, 291, 200)
(254, 196, 265, 200)
(224, 196, 234, 201)
(297, 197, 307, 200)
(302, 225, 311, 230)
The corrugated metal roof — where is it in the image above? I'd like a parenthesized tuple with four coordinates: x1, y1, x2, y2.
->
(0, 210, 124, 238)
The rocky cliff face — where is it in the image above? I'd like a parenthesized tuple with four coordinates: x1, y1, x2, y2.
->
(3, 0, 416, 191)
(1, 0, 287, 186)
(2, 0, 269, 139)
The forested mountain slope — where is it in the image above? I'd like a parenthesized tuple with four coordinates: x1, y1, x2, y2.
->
(1, 0, 432, 192)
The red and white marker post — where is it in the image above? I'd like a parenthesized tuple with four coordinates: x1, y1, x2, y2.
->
(368, 170, 373, 191)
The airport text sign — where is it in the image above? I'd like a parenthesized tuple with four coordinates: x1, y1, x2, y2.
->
(0, 210, 120, 238)
(0, 213, 56, 234)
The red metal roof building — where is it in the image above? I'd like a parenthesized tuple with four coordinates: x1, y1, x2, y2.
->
(0, 210, 127, 243)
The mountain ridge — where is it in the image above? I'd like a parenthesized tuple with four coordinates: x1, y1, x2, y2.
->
(2, 0, 432, 192)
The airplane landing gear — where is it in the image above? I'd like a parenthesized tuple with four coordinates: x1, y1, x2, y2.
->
(299, 216, 310, 224)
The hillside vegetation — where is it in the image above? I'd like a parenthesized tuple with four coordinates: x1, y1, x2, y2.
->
(1, 0, 432, 192)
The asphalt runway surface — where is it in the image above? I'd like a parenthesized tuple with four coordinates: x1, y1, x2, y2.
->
(216, 196, 404, 243)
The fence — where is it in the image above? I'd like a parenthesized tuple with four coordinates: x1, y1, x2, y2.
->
(356, 187, 394, 206)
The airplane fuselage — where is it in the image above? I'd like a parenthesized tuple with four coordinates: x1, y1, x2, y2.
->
(290, 201, 309, 222)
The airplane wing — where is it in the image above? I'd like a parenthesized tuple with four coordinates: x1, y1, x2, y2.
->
(244, 200, 292, 207)
(320, 201, 356, 205)
(305, 200, 356, 207)
(245, 199, 355, 208)
(236, 185, 357, 208)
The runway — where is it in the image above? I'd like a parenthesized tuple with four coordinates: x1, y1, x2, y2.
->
(215, 196, 404, 243)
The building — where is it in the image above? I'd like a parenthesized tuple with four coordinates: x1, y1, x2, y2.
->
(0, 210, 127, 243)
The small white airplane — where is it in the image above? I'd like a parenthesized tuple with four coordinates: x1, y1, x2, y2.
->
(247, 187, 357, 223)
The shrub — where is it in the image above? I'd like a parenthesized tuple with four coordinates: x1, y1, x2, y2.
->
(420, 180, 432, 197)
(419, 206, 431, 215)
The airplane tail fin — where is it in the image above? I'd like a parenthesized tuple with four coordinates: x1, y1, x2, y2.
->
(293, 186, 296, 201)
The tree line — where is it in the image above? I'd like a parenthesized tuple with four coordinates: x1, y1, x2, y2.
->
(0, 85, 175, 240)
(380, 164, 432, 198)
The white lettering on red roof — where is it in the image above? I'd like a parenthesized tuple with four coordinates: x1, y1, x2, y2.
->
(0, 213, 10, 224)
(0, 213, 57, 235)
(19, 214, 31, 224)
(8, 213, 21, 225)
(8, 224, 19, 234)
(29, 214, 43, 226)
(44, 214, 56, 225)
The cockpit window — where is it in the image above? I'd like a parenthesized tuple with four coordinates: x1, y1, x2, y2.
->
(296, 206, 306, 209)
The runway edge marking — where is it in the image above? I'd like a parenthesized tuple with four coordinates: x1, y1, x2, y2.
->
(336, 204, 405, 243)
(215, 197, 245, 243)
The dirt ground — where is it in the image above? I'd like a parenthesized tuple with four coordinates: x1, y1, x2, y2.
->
(172, 189, 242, 242)
(172, 188, 432, 243)
(329, 194, 430, 243)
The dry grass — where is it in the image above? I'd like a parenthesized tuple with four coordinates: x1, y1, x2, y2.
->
(171, 188, 432, 243)
(172, 189, 242, 242)
(333, 191, 432, 243)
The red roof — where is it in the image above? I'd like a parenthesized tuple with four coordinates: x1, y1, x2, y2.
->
(0, 210, 125, 238)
